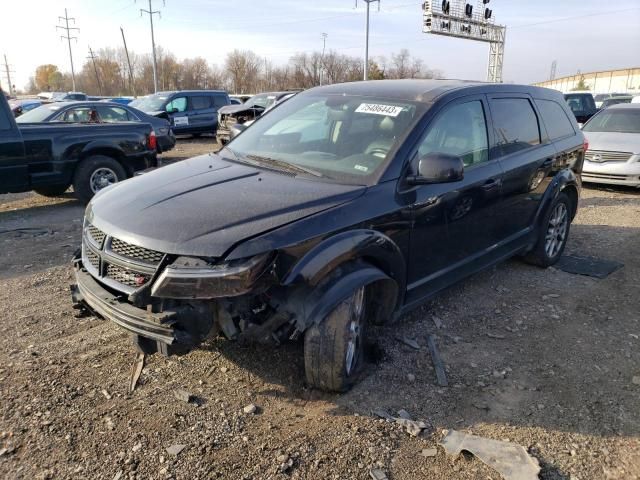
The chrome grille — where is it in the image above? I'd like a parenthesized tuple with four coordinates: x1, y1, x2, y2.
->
(110, 237, 164, 265)
(105, 264, 150, 288)
(87, 225, 106, 247)
(585, 150, 632, 163)
(85, 247, 100, 271)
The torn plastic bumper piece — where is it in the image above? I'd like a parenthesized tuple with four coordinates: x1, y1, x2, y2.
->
(72, 265, 188, 346)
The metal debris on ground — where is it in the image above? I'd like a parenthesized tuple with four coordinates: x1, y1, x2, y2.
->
(372, 408, 429, 437)
(440, 430, 541, 480)
(369, 468, 389, 480)
(431, 315, 443, 329)
(421, 447, 437, 458)
(556, 254, 623, 279)
(128, 352, 145, 393)
(426, 335, 448, 387)
(395, 335, 421, 350)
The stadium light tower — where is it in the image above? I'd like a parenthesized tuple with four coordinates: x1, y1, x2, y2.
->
(423, 0, 506, 82)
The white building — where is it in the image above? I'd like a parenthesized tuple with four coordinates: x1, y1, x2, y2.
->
(533, 67, 640, 94)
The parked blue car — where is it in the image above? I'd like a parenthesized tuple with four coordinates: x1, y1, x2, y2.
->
(129, 90, 230, 136)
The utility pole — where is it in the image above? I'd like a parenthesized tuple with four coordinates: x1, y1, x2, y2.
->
(320, 32, 328, 86)
(139, 0, 164, 93)
(87, 47, 102, 96)
(120, 27, 137, 97)
(57, 8, 79, 91)
(549, 60, 557, 81)
(356, 0, 380, 81)
(3, 54, 15, 96)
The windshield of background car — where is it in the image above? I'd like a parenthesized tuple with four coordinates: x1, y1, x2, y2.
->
(129, 94, 168, 112)
(227, 93, 422, 184)
(15, 104, 62, 123)
(245, 94, 275, 109)
(583, 109, 640, 134)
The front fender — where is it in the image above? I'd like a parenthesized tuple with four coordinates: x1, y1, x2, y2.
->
(278, 261, 397, 332)
(282, 229, 406, 294)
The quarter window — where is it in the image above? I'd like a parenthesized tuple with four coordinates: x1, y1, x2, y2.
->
(491, 98, 540, 155)
(535, 99, 575, 140)
(417, 100, 489, 167)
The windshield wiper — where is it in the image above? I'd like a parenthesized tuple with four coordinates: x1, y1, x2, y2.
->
(245, 154, 323, 177)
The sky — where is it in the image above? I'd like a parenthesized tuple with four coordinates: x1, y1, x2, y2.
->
(1, 0, 639, 91)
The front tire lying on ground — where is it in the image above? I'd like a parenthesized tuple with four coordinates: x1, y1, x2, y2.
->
(524, 191, 572, 268)
(73, 155, 127, 204)
(304, 286, 367, 392)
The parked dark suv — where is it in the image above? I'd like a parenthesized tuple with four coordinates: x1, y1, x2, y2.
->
(72, 80, 585, 392)
(129, 90, 230, 136)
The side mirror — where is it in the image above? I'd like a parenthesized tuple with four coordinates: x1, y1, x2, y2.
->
(229, 123, 247, 140)
(408, 153, 464, 185)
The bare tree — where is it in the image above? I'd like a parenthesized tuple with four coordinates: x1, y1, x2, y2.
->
(225, 50, 261, 94)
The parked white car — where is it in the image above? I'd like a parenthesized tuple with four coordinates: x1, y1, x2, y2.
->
(581, 104, 640, 187)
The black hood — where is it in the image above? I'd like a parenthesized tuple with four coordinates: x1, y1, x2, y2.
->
(87, 154, 365, 258)
(218, 104, 264, 116)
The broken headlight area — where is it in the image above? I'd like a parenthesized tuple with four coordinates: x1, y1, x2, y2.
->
(151, 252, 275, 299)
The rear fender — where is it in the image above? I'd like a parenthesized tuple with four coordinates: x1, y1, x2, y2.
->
(534, 169, 579, 229)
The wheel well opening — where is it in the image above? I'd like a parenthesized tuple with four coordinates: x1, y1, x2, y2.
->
(562, 185, 579, 220)
(80, 149, 130, 177)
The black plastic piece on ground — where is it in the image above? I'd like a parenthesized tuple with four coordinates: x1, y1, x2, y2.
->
(556, 255, 623, 279)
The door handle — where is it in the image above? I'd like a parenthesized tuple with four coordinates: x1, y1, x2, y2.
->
(542, 158, 553, 168)
(481, 178, 501, 191)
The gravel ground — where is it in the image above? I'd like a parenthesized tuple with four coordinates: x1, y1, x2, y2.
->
(0, 138, 639, 479)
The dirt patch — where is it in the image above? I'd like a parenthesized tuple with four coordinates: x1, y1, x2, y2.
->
(1, 155, 639, 479)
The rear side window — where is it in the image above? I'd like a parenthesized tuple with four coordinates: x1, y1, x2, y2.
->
(190, 96, 212, 110)
(564, 94, 596, 113)
(490, 98, 540, 155)
(96, 106, 131, 122)
(535, 99, 575, 140)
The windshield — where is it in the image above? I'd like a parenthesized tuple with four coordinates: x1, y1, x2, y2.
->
(129, 94, 169, 112)
(245, 93, 277, 109)
(583, 109, 640, 134)
(226, 93, 422, 184)
(16, 104, 62, 123)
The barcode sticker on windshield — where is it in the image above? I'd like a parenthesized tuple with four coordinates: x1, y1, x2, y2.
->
(355, 103, 404, 117)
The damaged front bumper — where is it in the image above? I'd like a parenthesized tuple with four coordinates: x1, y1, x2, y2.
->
(72, 265, 189, 346)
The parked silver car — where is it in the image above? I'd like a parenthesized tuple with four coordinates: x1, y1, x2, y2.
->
(581, 104, 640, 187)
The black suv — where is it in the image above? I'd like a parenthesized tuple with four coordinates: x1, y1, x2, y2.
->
(72, 80, 585, 392)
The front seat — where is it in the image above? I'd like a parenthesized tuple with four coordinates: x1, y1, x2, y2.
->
(364, 116, 396, 158)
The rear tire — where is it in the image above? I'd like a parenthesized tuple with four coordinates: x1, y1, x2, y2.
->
(73, 155, 127, 204)
(34, 184, 70, 197)
(304, 286, 367, 392)
(523, 192, 572, 268)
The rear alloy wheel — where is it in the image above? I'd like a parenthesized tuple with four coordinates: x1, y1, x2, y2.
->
(524, 192, 571, 267)
(304, 286, 367, 392)
(73, 155, 127, 204)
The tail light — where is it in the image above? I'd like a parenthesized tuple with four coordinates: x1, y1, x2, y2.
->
(148, 131, 157, 151)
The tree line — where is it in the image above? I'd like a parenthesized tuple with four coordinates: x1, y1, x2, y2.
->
(27, 47, 442, 96)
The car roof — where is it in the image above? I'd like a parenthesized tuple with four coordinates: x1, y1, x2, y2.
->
(155, 90, 227, 95)
(606, 103, 640, 110)
(307, 79, 560, 104)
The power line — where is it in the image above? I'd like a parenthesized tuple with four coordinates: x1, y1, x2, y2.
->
(138, 0, 165, 93)
(3, 54, 15, 96)
(57, 8, 80, 91)
(87, 47, 102, 95)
